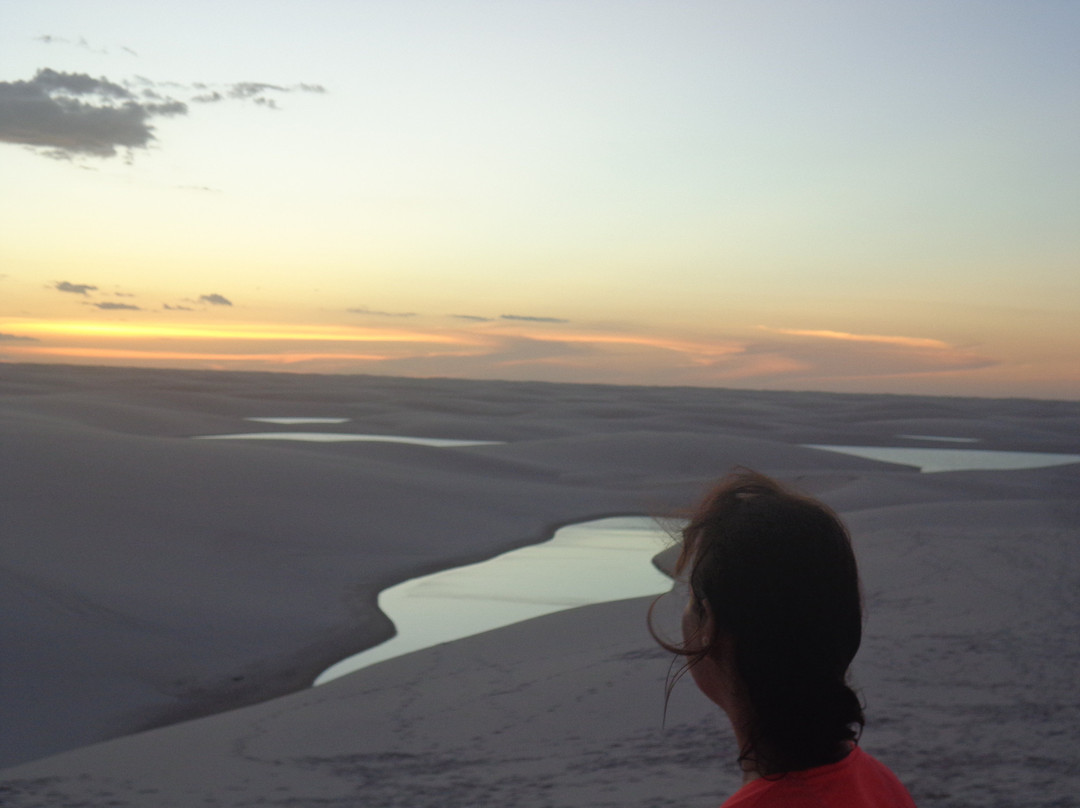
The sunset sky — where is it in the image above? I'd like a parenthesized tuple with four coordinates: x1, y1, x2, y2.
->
(2, 1, 1078, 399)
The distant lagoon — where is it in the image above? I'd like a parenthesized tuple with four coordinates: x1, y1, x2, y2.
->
(246, 417, 351, 425)
(804, 444, 1080, 473)
(315, 516, 673, 685)
(193, 423, 1080, 474)
(194, 432, 502, 447)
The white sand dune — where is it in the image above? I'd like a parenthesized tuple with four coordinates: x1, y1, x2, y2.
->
(1, 363, 1078, 807)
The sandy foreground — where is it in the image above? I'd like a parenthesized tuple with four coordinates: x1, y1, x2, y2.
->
(0, 363, 1077, 807)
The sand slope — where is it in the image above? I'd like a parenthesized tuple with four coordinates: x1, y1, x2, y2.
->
(1, 363, 1078, 806)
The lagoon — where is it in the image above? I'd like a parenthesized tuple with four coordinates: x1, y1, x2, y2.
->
(894, 434, 981, 444)
(314, 516, 673, 685)
(194, 432, 502, 447)
(245, 417, 351, 425)
(805, 444, 1080, 473)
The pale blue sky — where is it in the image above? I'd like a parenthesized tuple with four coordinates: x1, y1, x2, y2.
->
(2, 1, 1078, 398)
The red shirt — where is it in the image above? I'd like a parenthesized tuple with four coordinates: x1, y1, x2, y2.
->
(720, 747, 916, 807)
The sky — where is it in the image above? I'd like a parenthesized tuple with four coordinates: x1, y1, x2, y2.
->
(2, 1, 1078, 400)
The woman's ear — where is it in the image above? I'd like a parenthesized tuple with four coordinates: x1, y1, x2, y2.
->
(686, 621, 738, 712)
(681, 597, 714, 653)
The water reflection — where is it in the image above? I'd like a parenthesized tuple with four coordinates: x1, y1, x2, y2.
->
(895, 434, 981, 444)
(246, 417, 351, 425)
(314, 516, 672, 685)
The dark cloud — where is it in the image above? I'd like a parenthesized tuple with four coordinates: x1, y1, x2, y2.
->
(34, 67, 132, 98)
(164, 303, 194, 311)
(91, 301, 140, 310)
(54, 280, 97, 295)
(500, 314, 569, 324)
(348, 307, 416, 318)
(451, 314, 495, 322)
(0, 332, 39, 342)
(1, 68, 324, 161)
(199, 293, 232, 306)
(0, 68, 187, 158)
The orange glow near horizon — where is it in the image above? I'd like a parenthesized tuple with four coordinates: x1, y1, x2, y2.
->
(2, 314, 1075, 400)
(491, 328, 745, 360)
(3, 346, 395, 363)
(5, 320, 475, 345)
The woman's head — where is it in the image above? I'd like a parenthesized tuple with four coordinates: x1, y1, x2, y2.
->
(653, 470, 865, 775)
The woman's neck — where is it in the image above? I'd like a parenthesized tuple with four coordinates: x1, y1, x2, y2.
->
(723, 698, 762, 785)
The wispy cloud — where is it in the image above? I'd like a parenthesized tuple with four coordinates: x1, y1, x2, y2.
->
(54, 281, 98, 295)
(0, 332, 39, 342)
(749, 325, 996, 384)
(500, 314, 569, 323)
(189, 81, 325, 110)
(758, 326, 950, 350)
(90, 301, 141, 311)
(199, 293, 232, 306)
(451, 314, 495, 322)
(348, 306, 416, 318)
(498, 329, 742, 363)
(34, 35, 116, 56)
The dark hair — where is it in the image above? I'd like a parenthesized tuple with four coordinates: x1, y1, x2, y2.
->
(651, 470, 865, 775)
